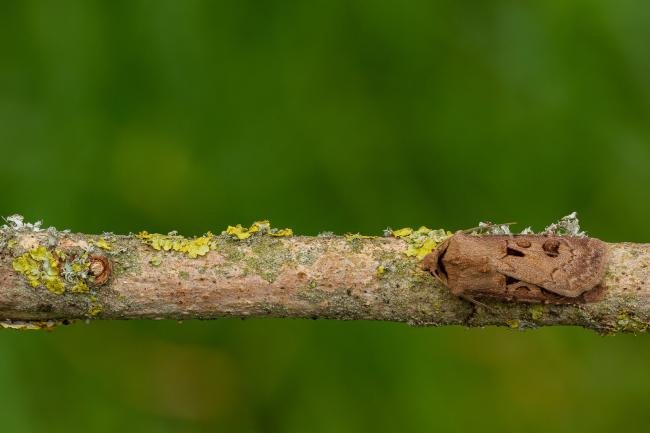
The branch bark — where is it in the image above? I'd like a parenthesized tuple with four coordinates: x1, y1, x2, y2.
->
(0, 227, 648, 333)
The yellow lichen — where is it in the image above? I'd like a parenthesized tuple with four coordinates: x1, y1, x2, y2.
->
(269, 228, 293, 237)
(71, 281, 89, 293)
(71, 262, 88, 274)
(181, 235, 213, 258)
(393, 226, 451, 260)
(506, 319, 521, 329)
(225, 224, 254, 240)
(149, 255, 163, 267)
(12, 254, 41, 287)
(376, 265, 385, 276)
(88, 304, 103, 317)
(94, 239, 112, 250)
(225, 220, 293, 240)
(405, 238, 439, 260)
(137, 231, 214, 258)
(392, 228, 413, 237)
(12, 246, 65, 294)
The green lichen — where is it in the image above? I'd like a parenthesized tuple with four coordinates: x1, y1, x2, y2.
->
(615, 312, 648, 333)
(88, 304, 103, 317)
(109, 242, 140, 277)
(223, 246, 245, 262)
(244, 236, 292, 283)
(149, 255, 163, 267)
(529, 304, 544, 321)
(295, 249, 318, 266)
(506, 318, 521, 329)
(179, 271, 190, 280)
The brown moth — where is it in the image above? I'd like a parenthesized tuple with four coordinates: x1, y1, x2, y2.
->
(421, 233, 608, 304)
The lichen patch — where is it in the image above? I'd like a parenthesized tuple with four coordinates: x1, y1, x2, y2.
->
(224, 220, 293, 240)
(387, 226, 451, 260)
(137, 231, 214, 258)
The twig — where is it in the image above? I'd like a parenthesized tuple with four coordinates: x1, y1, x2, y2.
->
(0, 218, 648, 333)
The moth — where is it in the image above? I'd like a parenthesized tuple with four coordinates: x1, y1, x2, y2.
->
(421, 233, 608, 304)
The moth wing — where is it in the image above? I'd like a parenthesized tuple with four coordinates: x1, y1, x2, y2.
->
(495, 236, 607, 297)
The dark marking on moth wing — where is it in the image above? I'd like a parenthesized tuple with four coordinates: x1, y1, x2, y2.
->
(421, 233, 608, 304)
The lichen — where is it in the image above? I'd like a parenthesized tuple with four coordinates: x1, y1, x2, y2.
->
(614, 311, 648, 333)
(1, 214, 44, 232)
(529, 304, 544, 320)
(467, 212, 583, 237)
(225, 223, 260, 240)
(391, 228, 413, 237)
(295, 249, 319, 266)
(12, 245, 93, 296)
(88, 304, 103, 317)
(12, 246, 66, 294)
(269, 228, 293, 237)
(94, 238, 112, 250)
(388, 226, 451, 260)
(542, 212, 585, 237)
(224, 220, 293, 240)
(137, 231, 214, 258)
(506, 318, 521, 329)
(474, 222, 513, 235)
(71, 281, 89, 293)
(244, 236, 292, 283)
(137, 221, 293, 257)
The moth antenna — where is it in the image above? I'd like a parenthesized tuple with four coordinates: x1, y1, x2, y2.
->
(460, 295, 495, 313)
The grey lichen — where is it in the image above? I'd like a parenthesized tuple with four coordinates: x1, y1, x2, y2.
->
(542, 212, 586, 236)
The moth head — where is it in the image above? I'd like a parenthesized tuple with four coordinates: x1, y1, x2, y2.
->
(421, 237, 450, 285)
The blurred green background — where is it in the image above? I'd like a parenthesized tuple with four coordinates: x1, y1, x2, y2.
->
(1, 1, 650, 432)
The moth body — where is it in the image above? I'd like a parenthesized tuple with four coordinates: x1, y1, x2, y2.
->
(422, 233, 608, 304)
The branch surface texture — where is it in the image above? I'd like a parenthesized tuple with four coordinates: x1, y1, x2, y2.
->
(0, 215, 648, 333)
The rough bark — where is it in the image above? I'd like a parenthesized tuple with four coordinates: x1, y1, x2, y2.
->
(0, 227, 648, 333)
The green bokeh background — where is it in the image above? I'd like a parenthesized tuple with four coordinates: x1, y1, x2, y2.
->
(1, 1, 650, 432)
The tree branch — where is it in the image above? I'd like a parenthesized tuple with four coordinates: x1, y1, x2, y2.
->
(0, 223, 648, 333)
